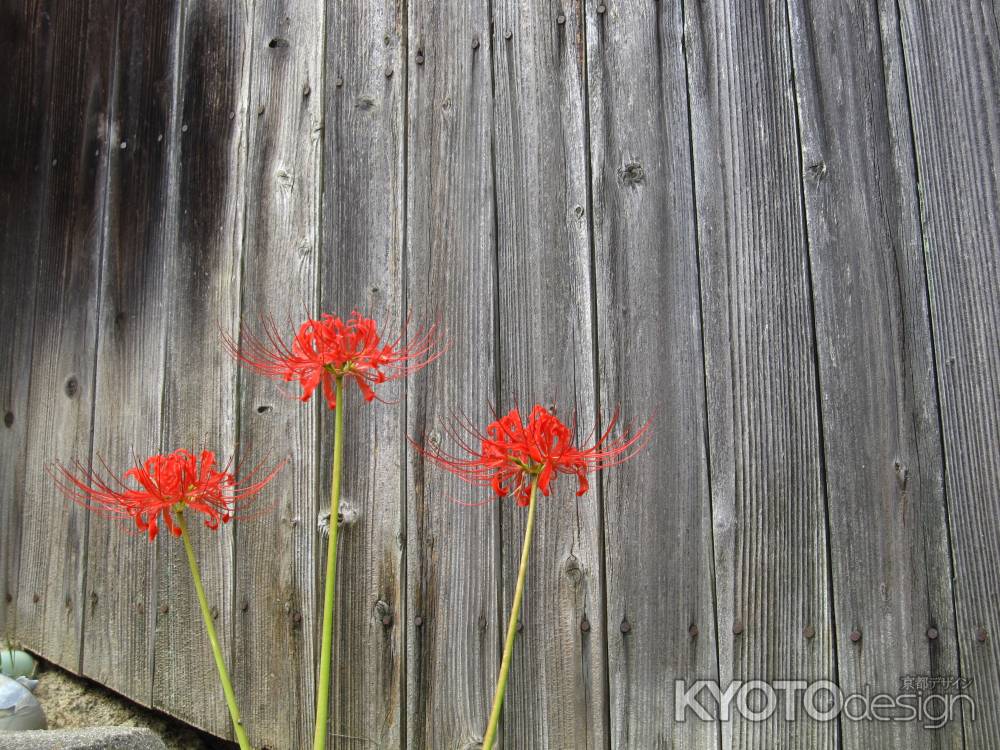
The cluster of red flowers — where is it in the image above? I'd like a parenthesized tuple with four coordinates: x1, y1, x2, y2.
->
(417, 404, 651, 505)
(54, 311, 650, 539)
(51, 449, 282, 541)
(225, 311, 444, 409)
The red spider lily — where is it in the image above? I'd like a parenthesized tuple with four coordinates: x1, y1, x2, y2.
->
(224, 311, 445, 409)
(50, 449, 284, 541)
(415, 404, 652, 506)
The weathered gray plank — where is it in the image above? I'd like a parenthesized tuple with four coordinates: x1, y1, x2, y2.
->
(404, 0, 501, 745)
(0, 0, 54, 641)
(83, 0, 180, 705)
(786, 0, 963, 747)
(151, 0, 251, 737)
(230, 0, 323, 747)
(898, 1, 1000, 744)
(321, 2, 407, 747)
(684, 0, 836, 747)
(490, 1, 606, 747)
(15, 0, 116, 672)
(586, 1, 717, 748)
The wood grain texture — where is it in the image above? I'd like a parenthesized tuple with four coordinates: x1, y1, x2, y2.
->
(787, 0, 962, 748)
(83, 0, 179, 704)
(320, 2, 407, 747)
(0, 0, 54, 641)
(15, 0, 116, 672)
(586, 1, 717, 748)
(491, 0, 607, 747)
(684, 0, 836, 747)
(898, 0, 1000, 745)
(404, 0, 500, 745)
(230, 1, 323, 748)
(151, 0, 251, 736)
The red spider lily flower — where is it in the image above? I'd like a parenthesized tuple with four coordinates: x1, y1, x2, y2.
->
(50, 449, 284, 541)
(415, 404, 652, 506)
(224, 310, 445, 409)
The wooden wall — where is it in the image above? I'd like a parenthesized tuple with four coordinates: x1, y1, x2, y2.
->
(1, 0, 998, 747)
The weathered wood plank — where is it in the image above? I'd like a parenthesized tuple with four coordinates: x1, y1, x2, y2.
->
(0, 0, 54, 641)
(320, 1, 407, 747)
(898, 1, 1000, 744)
(15, 0, 116, 671)
(83, 0, 180, 704)
(490, 1, 606, 747)
(404, 0, 501, 745)
(787, 0, 963, 747)
(586, 1, 717, 748)
(151, 0, 251, 736)
(231, 0, 323, 747)
(684, 0, 836, 747)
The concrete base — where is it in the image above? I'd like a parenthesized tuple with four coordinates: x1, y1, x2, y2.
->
(0, 727, 167, 749)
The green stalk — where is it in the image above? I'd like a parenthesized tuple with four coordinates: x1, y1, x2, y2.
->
(313, 375, 345, 750)
(482, 476, 540, 750)
(176, 509, 252, 750)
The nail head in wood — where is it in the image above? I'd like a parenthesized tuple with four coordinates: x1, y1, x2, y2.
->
(416, 51, 424, 64)
(976, 628, 988, 642)
(385, 67, 393, 78)
(335, 77, 344, 87)
(159, 604, 169, 615)
(620, 620, 631, 634)
(557, 13, 566, 24)
(926, 627, 939, 640)
(689, 624, 699, 638)
(472, 36, 480, 49)
(732, 620, 744, 635)
(580, 618, 591, 632)
(382, 614, 393, 627)
(516, 621, 524, 633)
(850, 629, 862, 643)
(504, 30, 512, 39)
(3, 411, 13, 428)
(803, 625, 815, 639)
(414, 616, 423, 627)
(597, 4, 606, 13)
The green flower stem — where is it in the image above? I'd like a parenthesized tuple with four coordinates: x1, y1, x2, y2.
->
(176, 509, 252, 750)
(482, 476, 540, 750)
(313, 375, 346, 750)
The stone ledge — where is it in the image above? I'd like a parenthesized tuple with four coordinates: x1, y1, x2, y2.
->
(0, 727, 167, 750)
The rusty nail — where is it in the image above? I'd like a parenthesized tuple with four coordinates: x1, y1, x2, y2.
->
(926, 627, 939, 640)
(414, 615, 423, 627)
(504, 30, 512, 39)
(472, 36, 480, 49)
(557, 13, 566, 24)
(804, 625, 815, 639)
(620, 620, 631, 634)
(580, 618, 591, 632)
(382, 614, 393, 627)
(850, 629, 862, 643)
(733, 620, 744, 635)
(976, 628, 988, 642)
(689, 624, 699, 638)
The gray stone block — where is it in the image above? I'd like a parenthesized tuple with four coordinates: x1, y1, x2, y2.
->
(0, 727, 167, 750)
